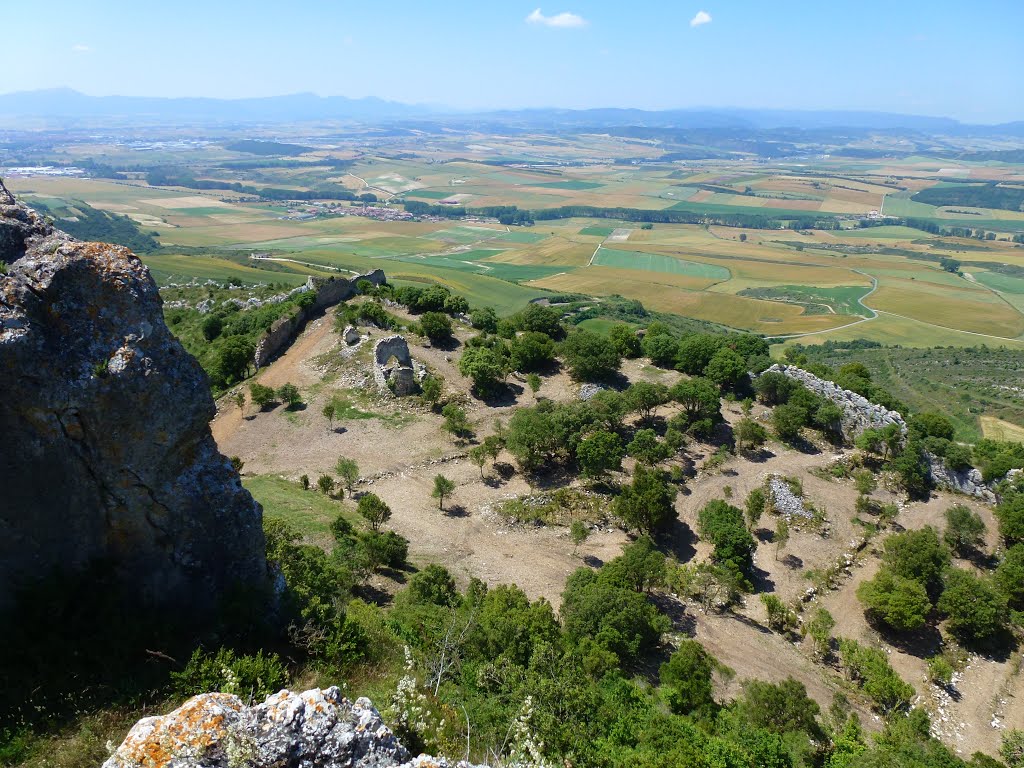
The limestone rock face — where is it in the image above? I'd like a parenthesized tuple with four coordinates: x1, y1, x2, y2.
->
(103, 688, 478, 768)
(926, 454, 996, 502)
(0, 183, 266, 614)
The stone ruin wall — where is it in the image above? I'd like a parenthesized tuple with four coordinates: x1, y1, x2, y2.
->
(763, 363, 907, 439)
(763, 364, 997, 501)
(253, 269, 385, 368)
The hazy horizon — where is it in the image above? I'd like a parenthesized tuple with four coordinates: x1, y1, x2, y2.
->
(5, 0, 1023, 123)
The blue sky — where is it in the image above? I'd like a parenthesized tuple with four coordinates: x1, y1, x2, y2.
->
(5, 0, 1023, 122)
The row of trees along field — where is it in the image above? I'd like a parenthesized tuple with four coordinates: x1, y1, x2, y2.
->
(401, 199, 841, 230)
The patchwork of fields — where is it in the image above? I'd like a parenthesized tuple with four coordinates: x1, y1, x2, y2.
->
(9, 151, 1024, 348)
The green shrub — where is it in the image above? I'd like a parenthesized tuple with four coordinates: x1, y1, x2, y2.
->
(856, 568, 931, 632)
(171, 647, 288, 700)
(839, 638, 915, 713)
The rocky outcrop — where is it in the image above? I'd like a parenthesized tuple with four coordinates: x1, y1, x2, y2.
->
(0, 182, 266, 615)
(763, 364, 907, 440)
(253, 270, 386, 368)
(926, 453, 996, 502)
(104, 688, 479, 768)
(767, 475, 813, 520)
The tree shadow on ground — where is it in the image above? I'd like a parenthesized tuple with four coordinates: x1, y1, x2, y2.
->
(755, 527, 775, 543)
(444, 504, 470, 518)
(582, 554, 605, 568)
(751, 566, 775, 594)
(961, 548, 998, 571)
(530, 467, 579, 492)
(479, 382, 525, 407)
(426, 336, 461, 353)
(651, 593, 697, 636)
(740, 448, 776, 463)
(355, 583, 394, 607)
(869, 618, 944, 660)
(493, 462, 516, 481)
(729, 611, 773, 635)
(786, 437, 821, 455)
(377, 566, 408, 584)
(661, 519, 697, 564)
(781, 553, 804, 570)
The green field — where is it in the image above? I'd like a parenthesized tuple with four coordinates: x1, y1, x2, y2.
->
(737, 285, 872, 316)
(284, 248, 551, 314)
(593, 248, 731, 280)
(405, 190, 451, 199)
(142, 254, 316, 286)
(424, 226, 505, 244)
(389, 254, 567, 283)
(538, 180, 603, 190)
(491, 231, 550, 244)
(975, 271, 1024, 295)
(841, 226, 929, 239)
(667, 199, 827, 219)
(579, 226, 615, 237)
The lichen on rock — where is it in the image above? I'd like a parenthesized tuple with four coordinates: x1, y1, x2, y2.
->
(103, 688, 479, 768)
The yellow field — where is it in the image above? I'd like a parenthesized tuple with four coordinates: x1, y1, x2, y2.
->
(487, 240, 594, 267)
(777, 312, 1024, 350)
(980, 416, 1024, 442)
(870, 284, 1024, 338)
(528, 267, 854, 334)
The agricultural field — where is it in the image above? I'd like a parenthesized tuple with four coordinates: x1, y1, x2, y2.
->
(7, 138, 1024, 347)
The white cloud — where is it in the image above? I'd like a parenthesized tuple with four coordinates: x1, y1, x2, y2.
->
(71, 43, 92, 53)
(689, 10, 712, 27)
(526, 8, 588, 28)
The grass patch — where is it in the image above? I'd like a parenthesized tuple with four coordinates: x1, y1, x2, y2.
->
(243, 474, 353, 541)
(328, 392, 418, 429)
(980, 416, 1024, 442)
(579, 226, 615, 237)
(143, 254, 314, 286)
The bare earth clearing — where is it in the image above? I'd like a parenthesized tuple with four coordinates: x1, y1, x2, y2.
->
(211, 308, 1021, 759)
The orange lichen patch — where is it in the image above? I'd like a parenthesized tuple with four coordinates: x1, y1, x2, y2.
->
(113, 693, 242, 767)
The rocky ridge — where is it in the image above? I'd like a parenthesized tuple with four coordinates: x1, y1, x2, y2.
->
(0, 181, 266, 614)
(103, 688, 478, 768)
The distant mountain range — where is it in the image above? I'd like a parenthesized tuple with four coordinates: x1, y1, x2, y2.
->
(1, 88, 1022, 136)
(0, 88, 425, 123)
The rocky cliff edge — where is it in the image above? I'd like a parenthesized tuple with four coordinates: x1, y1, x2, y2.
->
(0, 180, 266, 614)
